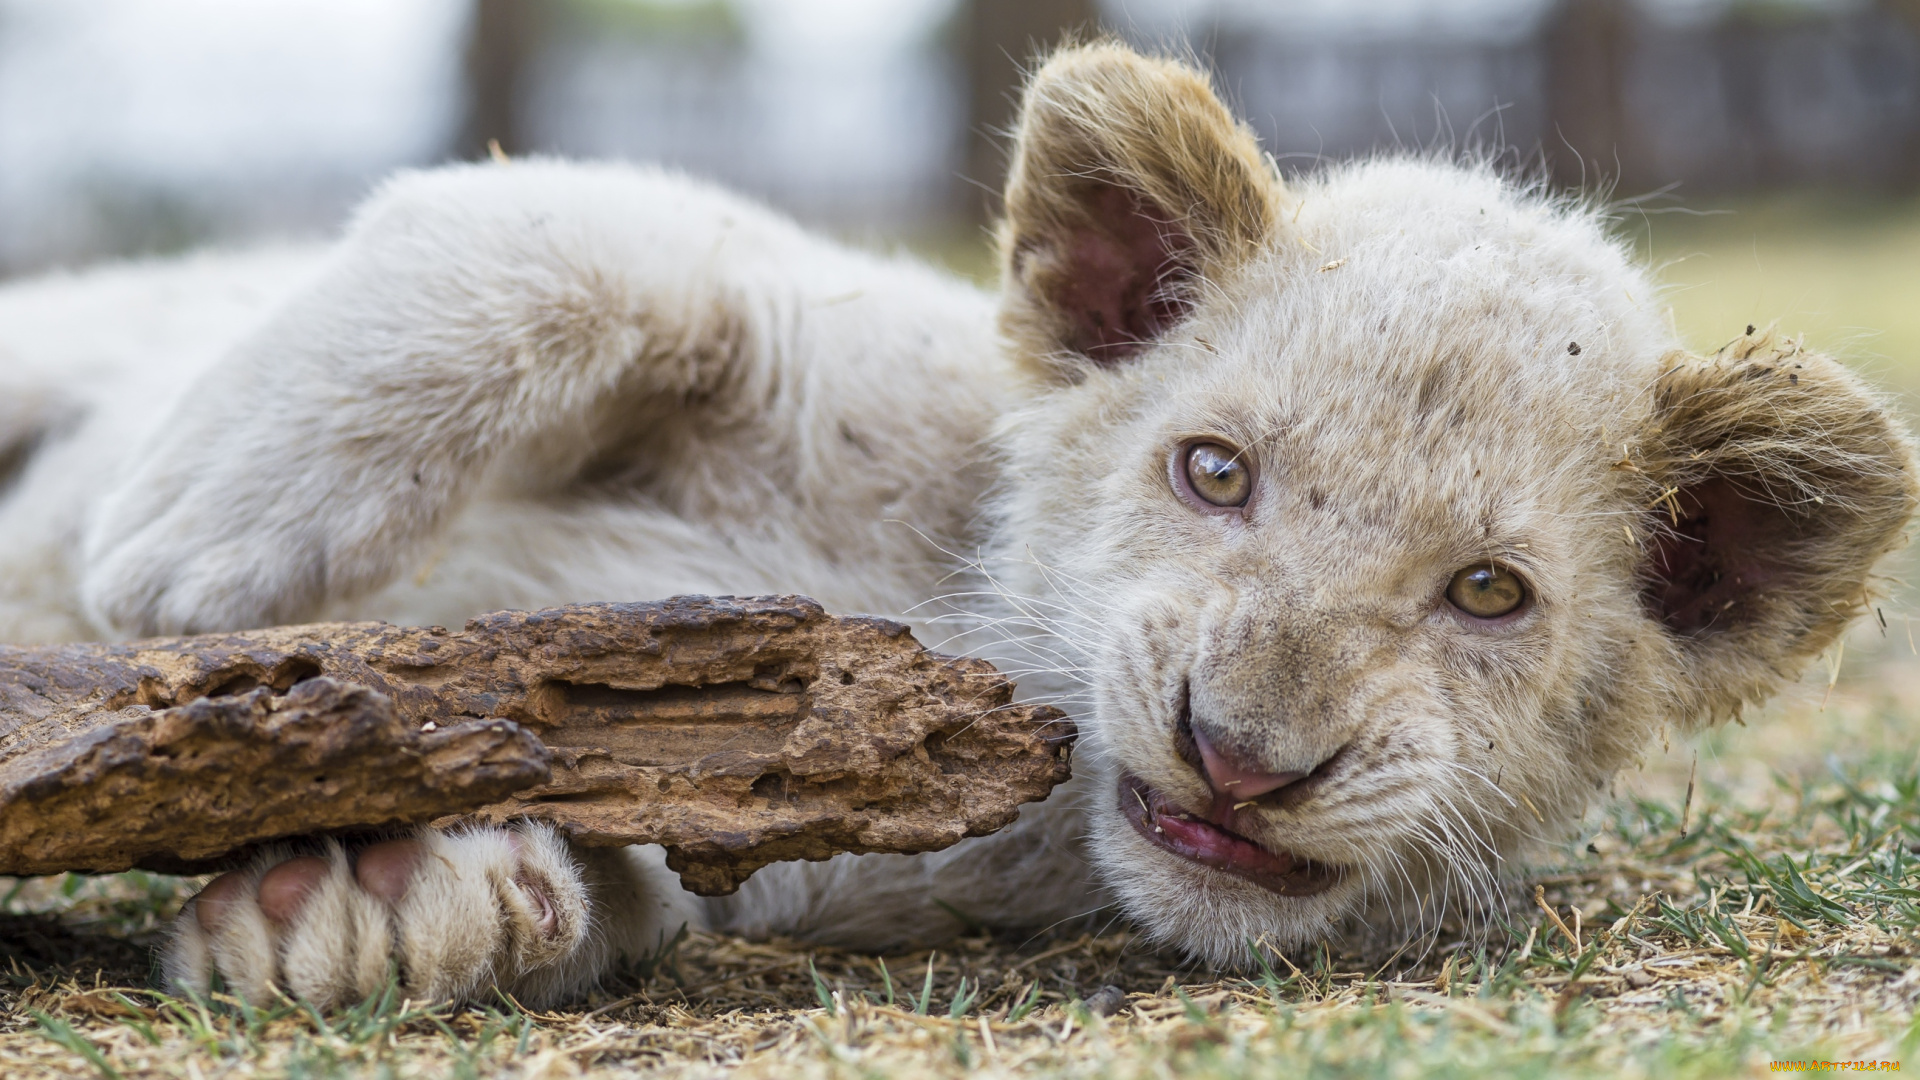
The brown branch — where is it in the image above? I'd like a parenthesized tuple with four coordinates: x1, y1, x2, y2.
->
(0, 595, 1073, 895)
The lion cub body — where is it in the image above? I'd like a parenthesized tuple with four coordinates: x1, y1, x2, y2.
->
(0, 172, 1005, 645)
(0, 44, 1909, 1006)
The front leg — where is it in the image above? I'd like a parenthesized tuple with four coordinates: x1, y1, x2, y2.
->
(82, 162, 780, 636)
(163, 823, 693, 1010)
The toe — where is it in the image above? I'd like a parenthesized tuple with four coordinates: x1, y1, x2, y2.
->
(500, 823, 590, 970)
(163, 910, 216, 998)
(515, 873, 559, 939)
(390, 829, 517, 1001)
(355, 840, 424, 904)
(198, 861, 282, 1005)
(193, 870, 251, 933)
(258, 857, 328, 924)
(278, 843, 392, 1009)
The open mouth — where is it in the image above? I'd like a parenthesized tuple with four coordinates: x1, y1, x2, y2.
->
(1119, 774, 1341, 897)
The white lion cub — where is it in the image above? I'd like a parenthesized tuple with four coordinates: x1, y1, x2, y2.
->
(0, 44, 1911, 1007)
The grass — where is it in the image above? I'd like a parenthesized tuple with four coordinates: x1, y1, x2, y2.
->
(1627, 193, 1920, 405)
(2, 666, 1919, 1078)
(3, 196, 1920, 1076)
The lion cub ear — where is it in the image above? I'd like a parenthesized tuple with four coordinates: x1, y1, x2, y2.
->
(1635, 332, 1919, 721)
(996, 42, 1284, 373)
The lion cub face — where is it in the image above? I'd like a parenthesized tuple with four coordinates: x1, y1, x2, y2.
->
(986, 45, 1917, 964)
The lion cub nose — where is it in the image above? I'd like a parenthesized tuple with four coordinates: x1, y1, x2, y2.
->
(1193, 728, 1307, 801)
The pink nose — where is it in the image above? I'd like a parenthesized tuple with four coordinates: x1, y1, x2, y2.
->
(1194, 728, 1306, 801)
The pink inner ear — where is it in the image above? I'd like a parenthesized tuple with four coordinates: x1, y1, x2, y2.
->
(1051, 184, 1195, 361)
(1643, 478, 1787, 634)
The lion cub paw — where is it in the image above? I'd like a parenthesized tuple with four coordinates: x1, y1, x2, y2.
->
(163, 823, 591, 1010)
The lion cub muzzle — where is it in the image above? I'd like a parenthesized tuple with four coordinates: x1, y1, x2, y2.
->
(1117, 633, 1367, 898)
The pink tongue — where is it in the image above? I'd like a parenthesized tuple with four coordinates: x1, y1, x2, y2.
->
(1154, 811, 1296, 877)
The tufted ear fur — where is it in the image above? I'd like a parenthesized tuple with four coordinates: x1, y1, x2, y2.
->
(1634, 331, 1919, 722)
(996, 42, 1285, 374)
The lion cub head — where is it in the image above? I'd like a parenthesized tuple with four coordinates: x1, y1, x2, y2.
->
(984, 43, 1918, 963)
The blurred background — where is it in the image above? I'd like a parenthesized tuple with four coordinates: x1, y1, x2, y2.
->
(0, 0, 1916, 390)
(1, 0, 1916, 375)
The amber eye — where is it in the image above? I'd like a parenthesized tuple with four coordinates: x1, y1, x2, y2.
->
(1446, 564, 1527, 619)
(1182, 442, 1252, 508)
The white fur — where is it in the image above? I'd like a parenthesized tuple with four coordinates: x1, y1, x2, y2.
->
(0, 142, 1891, 1004)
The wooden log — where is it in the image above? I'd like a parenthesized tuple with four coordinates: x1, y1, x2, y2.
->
(0, 596, 1073, 895)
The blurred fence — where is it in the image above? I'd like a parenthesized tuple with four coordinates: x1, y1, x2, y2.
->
(1541, 0, 1920, 193)
(1166, 0, 1920, 193)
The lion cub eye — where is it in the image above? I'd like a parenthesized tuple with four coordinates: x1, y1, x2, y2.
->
(1181, 442, 1252, 508)
(1446, 565, 1527, 619)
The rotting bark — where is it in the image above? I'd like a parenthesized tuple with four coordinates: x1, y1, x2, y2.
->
(0, 595, 1073, 895)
